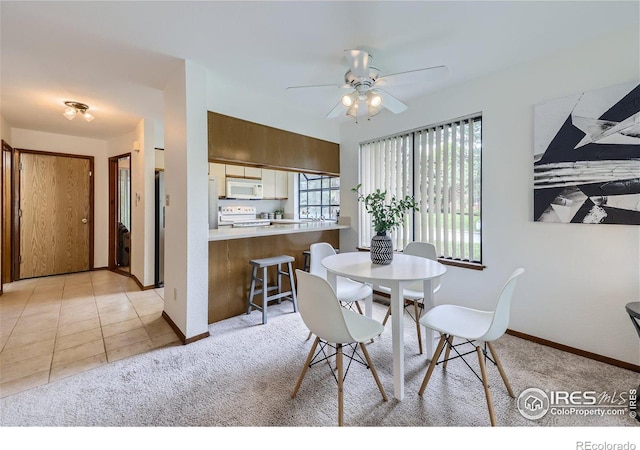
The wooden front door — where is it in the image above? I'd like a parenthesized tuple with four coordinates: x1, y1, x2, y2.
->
(18, 151, 92, 279)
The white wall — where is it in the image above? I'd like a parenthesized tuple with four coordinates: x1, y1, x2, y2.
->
(10, 128, 110, 268)
(163, 60, 209, 339)
(206, 71, 340, 144)
(339, 28, 640, 365)
(1, 115, 11, 146)
(107, 120, 155, 287)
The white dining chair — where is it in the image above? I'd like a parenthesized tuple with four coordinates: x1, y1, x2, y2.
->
(310, 242, 373, 314)
(378, 241, 441, 354)
(417, 268, 525, 426)
(291, 270, 387, 426)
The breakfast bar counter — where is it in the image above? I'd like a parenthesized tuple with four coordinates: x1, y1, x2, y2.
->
(207, 222, 348, 324)
(208, 221, 348, 241)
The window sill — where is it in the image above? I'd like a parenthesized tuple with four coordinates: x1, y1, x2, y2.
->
(356, 247, 485, 271)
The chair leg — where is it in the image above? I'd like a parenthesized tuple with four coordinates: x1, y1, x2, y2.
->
(306, 331, 313, 341)
(418, 334, 447, 396)
(359, 342, 387, 401)
(246, 265, 258, 315)
(487, 341, 514, 398)
(476, 344, 497, 426)
(413, 300, 423, 354)
(442, 336, 453, 369)
(337, 343, 344, 427)
(382, 305, 391, 325)
(261, 266, 268, 324)
(355, 301, 363, 315)
(292, 337, 320, 398)
(287, 262, 298, 312)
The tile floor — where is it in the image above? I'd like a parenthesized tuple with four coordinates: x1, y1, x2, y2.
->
(0, 270, 180, 398)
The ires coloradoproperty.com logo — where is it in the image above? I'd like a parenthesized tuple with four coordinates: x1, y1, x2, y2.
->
(517, 387, 638, 421)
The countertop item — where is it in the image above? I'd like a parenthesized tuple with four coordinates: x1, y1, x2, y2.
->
(208, 221, 348, 241)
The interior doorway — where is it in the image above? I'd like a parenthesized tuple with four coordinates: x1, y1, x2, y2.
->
(108, 154, 131, 275)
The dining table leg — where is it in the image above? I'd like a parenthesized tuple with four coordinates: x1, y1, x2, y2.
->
(390, 281, 405, 400)
(364, 283, 373, 318)
(422, 279, 436, 358)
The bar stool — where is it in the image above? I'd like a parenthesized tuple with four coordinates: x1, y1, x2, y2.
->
(303, 248, 339, 272)
(247, 255, 298, 324)
(302, 251, 311, 272)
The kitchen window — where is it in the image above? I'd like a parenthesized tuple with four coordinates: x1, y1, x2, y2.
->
(358, 113, 482, 265)
(298, 173, 340, 220)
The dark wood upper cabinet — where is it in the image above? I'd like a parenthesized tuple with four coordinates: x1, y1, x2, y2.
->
(208, 111, 339, 175)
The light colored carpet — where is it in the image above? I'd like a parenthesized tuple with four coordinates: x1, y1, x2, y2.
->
(0, 301, 638, 429)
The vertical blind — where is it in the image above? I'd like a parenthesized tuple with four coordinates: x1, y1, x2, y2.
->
(358, 114, 482, 263)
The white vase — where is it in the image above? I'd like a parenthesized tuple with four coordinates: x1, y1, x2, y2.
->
(371, 232, 393, 265)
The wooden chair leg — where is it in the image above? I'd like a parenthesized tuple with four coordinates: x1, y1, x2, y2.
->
(337, 343, 344, 427)
(476, 344, 496, 426)
(487, 341, 514, 398)
(292, 337, 320, 398)
(359, 342, 387, 401)
(442, 336, 453, 369)
(413, 300, 423, 354)
(306, 331, 313, 341)
(382, 305, 391, 325)
(418, 334, 447, 395)
(355, 301, 363, 315)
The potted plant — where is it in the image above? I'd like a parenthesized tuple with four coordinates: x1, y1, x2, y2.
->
(274, 209, 284, 220)
(352, 184, 419, 265)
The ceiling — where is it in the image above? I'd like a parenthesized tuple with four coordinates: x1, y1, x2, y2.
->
(1, 1, 638, 141)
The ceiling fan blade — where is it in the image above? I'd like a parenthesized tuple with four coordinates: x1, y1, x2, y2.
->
(286, 83, 350, 90)
(325, 101, 345, 119)
(344, 49, 370, 79)
(374, 89, 408, 114)
(375, 65, 449, 87)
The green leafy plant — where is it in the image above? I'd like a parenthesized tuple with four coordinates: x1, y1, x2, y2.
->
(352, 184, 419, 234)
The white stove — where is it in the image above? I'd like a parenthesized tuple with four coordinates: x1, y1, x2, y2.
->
(218, 206, 272, 228)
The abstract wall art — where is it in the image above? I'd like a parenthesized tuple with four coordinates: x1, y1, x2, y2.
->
(533, 82, 640, 224)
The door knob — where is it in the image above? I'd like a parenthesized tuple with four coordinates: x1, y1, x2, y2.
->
(82, 218, 88, 224)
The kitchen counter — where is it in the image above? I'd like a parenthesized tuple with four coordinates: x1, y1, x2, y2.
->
(208, 221, 348, 241)
(207, 222, 343, 324)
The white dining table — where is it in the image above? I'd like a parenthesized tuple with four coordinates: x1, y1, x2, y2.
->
(322, 251, 447, 400)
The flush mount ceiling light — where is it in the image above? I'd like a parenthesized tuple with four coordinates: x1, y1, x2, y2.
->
(63, 101, 95, 122)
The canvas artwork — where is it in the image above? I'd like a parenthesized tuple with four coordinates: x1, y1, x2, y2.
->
(533, 82, 640, 224)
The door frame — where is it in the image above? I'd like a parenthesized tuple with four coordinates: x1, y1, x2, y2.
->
(0, 140, 16, 284)
(108, 153, 132, 275)
(15, 148, 95, 279)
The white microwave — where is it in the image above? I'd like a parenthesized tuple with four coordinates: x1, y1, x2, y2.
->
(226, 178, 263, 199)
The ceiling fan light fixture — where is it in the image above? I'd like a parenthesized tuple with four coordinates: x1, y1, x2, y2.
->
(63, 101, 94, 123)
(367, 91, 382, 108)
(367, 104, 381, 119)
(346, 103, 358, 119)
(341, 91, 358, 107)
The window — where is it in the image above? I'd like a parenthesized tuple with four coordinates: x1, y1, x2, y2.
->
(298, 173, 340, 220)
(358, 114, 482, 264)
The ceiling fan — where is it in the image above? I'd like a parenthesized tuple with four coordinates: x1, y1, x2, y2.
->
(287, 49, 448, 121)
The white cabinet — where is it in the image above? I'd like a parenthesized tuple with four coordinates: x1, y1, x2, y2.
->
(245, 167, 262, 179)
(225, 164, 262, 179)
(209, 163, 226, 198)
(274, 170, 288, 199)
(262, 169, 288, 199)
(262, 169, 276, 199)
